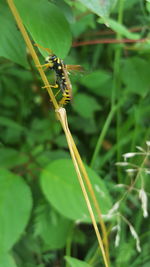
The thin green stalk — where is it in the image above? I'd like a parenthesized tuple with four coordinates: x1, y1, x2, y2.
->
(90, 105, 117, 168)
(88, 247, 101, 266)
(111, 0, 125, 107)
(111, 0, 125, 182)
(65, 226, 74, 267)
(90, 1, 126, 169)
(90, 94, 125, 168)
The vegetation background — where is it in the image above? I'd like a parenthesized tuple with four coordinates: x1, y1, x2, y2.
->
(0, 0, 150, 266)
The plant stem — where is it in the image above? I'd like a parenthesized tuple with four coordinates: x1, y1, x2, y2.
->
(65, 226, 74, 267)
(90, 105, 117, 168)
(57, 108, 109, 267)
(111, 0, 125, 182)
(90, 0, 125, 169)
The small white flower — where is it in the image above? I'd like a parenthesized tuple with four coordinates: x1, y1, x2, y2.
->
(129, 224, 141, 252)
(136, 146, 145, 152)
(115, 224, 121, 247)
(145, 169, 150, 174)
(115, 184, 126, 188)
(111, 225, 118, 231)
(108, 202, 120, 216)
(123, 152, 136, 159)
(139, 188, 148, 218)
(102, 214, 114, 220)
(126, 169, 137, 173)
(94, 184, 105, 197)
(115, 162, 129, 166)
(146, 141, 150, 146)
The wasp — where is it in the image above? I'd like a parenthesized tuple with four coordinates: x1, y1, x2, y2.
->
(35, 44, 83, 106)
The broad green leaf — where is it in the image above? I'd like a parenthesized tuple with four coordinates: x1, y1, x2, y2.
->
(14, 0, 72, 58)
(0, 148, 29, 168)
(0, 253, 17, 267)
(34, 203, 72, 250)
(55, 0, 75, 23)
(80, 70, 112, 98)
(0, 3, 28, 67)
(121, 57, 150, 97)
(98, 18, 140, 40)
(0, 169, 32, 252)
(40, 159, 112, 222)
(77, 0, 116, 18)
(73, 93, 101, 118)
(65, 256, 91, 267)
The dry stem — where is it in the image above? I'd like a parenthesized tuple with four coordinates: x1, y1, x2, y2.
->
(7, 1, 110, 266)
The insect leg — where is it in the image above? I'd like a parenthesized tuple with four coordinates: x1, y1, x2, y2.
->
(36, 62, 54, 71)
(42, 84, 59, 89)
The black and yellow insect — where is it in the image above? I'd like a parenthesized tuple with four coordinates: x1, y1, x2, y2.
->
(35, 44, 83, 106)
(45, 54, 72, 105)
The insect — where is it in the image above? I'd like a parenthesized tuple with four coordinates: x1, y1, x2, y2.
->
(35, 44, 83, 106)
(45, 54, 72, 105)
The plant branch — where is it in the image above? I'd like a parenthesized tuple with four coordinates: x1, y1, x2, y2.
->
(56, 108, 109, 267)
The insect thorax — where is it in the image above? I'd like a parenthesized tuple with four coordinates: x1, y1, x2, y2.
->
(45, 55, 67, 93)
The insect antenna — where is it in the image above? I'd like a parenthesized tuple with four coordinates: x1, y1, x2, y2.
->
(34, 43, 53, 55)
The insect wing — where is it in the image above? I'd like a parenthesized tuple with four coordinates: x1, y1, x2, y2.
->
(62, 64, 73, 99)
(66, 64, 84, 72)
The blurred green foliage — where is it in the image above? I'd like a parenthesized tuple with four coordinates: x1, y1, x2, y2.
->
(0, 0, 150, 266)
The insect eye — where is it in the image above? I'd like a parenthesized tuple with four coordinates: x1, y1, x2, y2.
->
(50, 55, 56, 60)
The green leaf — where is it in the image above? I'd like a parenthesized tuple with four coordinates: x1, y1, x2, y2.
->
(0, 3, 28, 67)
(36, 150, 70, 167)
(98, 18, 140, 40)
(55, 0, 75, 23)
(0, 169, 32, 252)
(0, 116, 26, 133)
(0, 148, 29, 168)
(0, 253, 17, 267)
(146, 1, 150, 13)
(73, 228, 86, 245)
(121, 57, 150, 97)
(71, 14, 95, 38)
(40, 159, 112, 223)
(54, 135, 69, 148)
(14, 0, 72, 58)
(65, 256, 91, 267)
(34, 203, 72, 250)
(69, 116, 97, 134)
(77, 0, 116, 18)
(73, 93, 101, 118)
(80, 70, 112, 98)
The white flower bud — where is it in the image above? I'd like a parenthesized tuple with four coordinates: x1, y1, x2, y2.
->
(139, 189, 148, 218)
(123, 152, 136, 159)
(129, 224, 141, 252)
(146, 141, 150, 146)
(115, 162, 129, 166)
